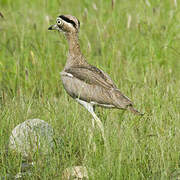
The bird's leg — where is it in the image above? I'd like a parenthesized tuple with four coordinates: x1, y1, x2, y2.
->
(88, 118, 96, 151)
(76, 99, 106, 145)
(88, 118, 94, 143)
(90, 109, 106, 143)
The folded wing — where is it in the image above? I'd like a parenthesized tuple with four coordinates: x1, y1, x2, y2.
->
(62, 65, 133, 109)
(65, 65, 117, 89)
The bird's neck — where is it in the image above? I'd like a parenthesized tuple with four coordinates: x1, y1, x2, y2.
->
(64, 32, 87, 68)
(66, 32, 81, 56)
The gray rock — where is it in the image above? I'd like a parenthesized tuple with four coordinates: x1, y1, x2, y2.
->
(62, 166, 89, 180)
(9, 119, 54, 159)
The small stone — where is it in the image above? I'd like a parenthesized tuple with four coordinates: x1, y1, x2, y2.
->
(62, 166, 89, 180)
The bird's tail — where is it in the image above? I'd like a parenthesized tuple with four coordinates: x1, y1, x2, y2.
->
(128, 105, 144, 116)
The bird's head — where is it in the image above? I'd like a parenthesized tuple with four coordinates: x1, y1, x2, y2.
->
(48, 15, 80, 34)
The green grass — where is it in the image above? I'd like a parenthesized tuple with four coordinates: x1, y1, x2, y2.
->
(0, 0, 180, 179)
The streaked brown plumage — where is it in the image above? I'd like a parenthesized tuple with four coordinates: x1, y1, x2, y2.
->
(48, 14, 142, 115)
(48, 15, 142, 142)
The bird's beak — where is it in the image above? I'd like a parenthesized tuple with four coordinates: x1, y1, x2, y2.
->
(48, 24, 59, 30)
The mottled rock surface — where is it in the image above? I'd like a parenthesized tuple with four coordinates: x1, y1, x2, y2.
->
(62, 166, 89, 180)
(9, 119, 54, 159)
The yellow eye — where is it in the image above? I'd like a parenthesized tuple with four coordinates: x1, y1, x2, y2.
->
(56, 18, 62, 25)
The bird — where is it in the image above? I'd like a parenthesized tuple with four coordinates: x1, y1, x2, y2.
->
(48, 15, 142, 142)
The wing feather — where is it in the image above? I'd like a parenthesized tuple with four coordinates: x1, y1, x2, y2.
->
(65, 65, 117, 89)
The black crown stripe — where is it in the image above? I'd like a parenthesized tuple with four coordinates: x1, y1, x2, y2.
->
(59, 15, 77, 28)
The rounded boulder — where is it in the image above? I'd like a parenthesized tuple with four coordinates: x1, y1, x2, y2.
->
(9, 119, 54, 159)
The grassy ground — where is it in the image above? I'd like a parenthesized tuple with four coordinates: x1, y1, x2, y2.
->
(0, 0, 180, 179)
